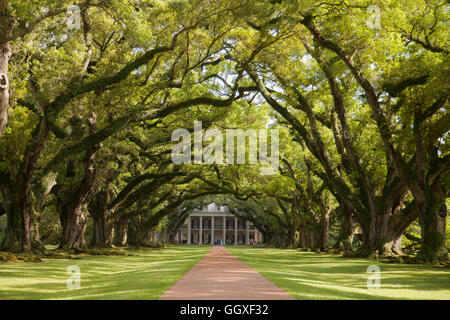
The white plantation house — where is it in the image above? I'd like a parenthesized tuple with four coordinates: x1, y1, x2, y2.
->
(174, 203, 262, 245)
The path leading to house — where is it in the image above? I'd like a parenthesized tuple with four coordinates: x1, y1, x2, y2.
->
(159, 246, 294, 300)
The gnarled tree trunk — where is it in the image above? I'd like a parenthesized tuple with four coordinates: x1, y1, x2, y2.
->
(56, 114, 100, 250)
(0, 178, 43, 252)
(319, 204, 331, 250)
(58, 201, 87, 249)
(418, 187, 448, 261)
(335, 209, 354, 252)
(0, 41, 10, 139)
(113, 217, 128, 246)
(89, 191, 112, 248)
(0, 184, 22, 252)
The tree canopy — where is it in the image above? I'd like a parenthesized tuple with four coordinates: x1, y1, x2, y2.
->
(0, 0, 448, 262)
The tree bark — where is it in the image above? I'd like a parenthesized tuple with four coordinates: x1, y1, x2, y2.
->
(126, 219, 142, 247)
(0, 41, 11, 139)
(58, 201, 87, 250)
(418, 190, 448, 261)
(351, 198, 418, 258)
(0, 0, 14, 140)
(0, 184, 22, 252)
(289, 228, 296, 247)
(320, 205, 331, 249)
(391, 234, 403, 256)
(0, 178, 43, 252)
(56, 114, 100, 250)
(113, 217, 128, 246)
(89, 191, 112, 248)
(335, 209, 354, 252)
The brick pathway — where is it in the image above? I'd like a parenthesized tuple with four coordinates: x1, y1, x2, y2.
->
(159, 246, 294, 300)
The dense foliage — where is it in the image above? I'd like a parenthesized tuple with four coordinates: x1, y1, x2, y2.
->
(0, 0, 448, 262)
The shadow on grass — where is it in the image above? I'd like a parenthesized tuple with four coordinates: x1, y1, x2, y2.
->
(227, 247, 450, 300)
(0, 246, 211, 300)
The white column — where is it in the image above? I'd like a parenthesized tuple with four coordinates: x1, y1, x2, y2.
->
(211, 216, 214, 245)
(223, 216, 226, 245)
(255, 229, 258, 243)
(245, 220, 250, 245)
(199, 216, 203, 245)
(234, 217, 238, 245)
(187, 216, 191, 244)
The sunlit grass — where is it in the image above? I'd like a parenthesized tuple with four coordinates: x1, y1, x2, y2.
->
(226, 246, 450, 300)
(2, 245, 448, 300)
(0, 245, 211, 300)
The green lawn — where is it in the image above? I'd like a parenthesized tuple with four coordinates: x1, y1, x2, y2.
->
(1, 245, 449, 300)
(0, 245, 210, 300)
(226, 246, 450, 300)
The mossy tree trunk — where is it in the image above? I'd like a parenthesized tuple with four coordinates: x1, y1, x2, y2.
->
(0, 170, 43, 253)
(113, 217, 128, 246)
(0, 40, 10, 139)
(334, 209, 354, 252)
(0, 0, 14, 140)
(0, 185, 23, 252)
(58, 201, 87, 250)
(418, 186, 448, 261)
(299, 225, 307, 248)
(413, 113, 448, 262)
(348, 200, 418, 258)
(89, 190, 112, 248)
(126, 218, 144, 247)
(319, 203, 331, 250)
(56, 115, 100, 250)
